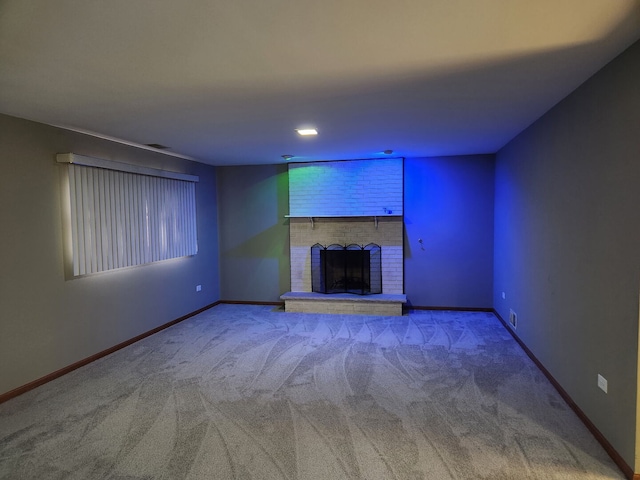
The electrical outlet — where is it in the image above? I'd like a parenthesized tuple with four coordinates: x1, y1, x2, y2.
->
(509, 309, 517, 328)
(196, 285, 202, 292)
(597, 374, 608, 393)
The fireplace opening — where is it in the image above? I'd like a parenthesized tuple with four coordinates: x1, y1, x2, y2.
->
(311, 243, 382, 295)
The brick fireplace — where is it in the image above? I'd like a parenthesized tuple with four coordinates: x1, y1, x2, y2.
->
(289, 217, 403, 294)
(280, 158, 406, 315)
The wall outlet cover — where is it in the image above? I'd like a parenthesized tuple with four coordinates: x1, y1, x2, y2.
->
(597, 374, 608, 393)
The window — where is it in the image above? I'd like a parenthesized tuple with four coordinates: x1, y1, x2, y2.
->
(58, 153, 198, 276)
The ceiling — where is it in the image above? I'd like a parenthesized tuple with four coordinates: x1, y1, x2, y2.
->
(1, 1, 639, 166)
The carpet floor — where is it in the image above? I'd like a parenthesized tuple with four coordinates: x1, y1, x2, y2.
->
(0, 304, 626, 479)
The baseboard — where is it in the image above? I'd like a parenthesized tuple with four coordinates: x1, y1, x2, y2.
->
(220, 301, 493, 312)
(0, 301, 221, 405)
(408, 305, 494, 312)
(220, 300, 284, 306)
(492, 309, 635, 480)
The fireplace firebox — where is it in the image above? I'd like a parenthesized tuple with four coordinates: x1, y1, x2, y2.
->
(311, 243, 382, 295)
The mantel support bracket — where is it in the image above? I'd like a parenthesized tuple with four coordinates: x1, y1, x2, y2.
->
(374, 216, 378, 229)
(309, 217, 314, 229)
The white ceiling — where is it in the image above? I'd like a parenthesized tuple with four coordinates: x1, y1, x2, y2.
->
(1, 1, 639, 166)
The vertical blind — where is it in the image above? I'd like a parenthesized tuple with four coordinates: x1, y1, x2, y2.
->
(59, 154, 198, 276)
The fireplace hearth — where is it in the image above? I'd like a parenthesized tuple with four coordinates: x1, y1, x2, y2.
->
(311, 243, 382, 295)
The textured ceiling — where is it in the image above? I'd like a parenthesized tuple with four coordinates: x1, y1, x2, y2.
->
(1, 0, 639, 165)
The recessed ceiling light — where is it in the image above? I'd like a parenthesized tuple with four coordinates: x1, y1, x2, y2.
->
(282, 154, 294, 160)
(296, 128, 318, 136)
(383, 149, 394, 155)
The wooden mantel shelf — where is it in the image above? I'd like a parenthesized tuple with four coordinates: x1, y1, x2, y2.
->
(284, 214, 402, 229)
(284, 214, 402, 218)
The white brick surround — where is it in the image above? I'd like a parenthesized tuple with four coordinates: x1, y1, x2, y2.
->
(284, 159, 404, 314)
(289, 217, 403, 294)
(288, 159, 403, 217)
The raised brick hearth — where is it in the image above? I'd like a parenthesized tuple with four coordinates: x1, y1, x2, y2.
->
(280, 292, 406, 316)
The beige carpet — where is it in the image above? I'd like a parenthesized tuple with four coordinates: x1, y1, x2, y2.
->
(0, 304, 625, 479)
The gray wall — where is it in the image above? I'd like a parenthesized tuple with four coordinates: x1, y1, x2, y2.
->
(217, 164, 290, 302)
(0, 114, 220, 396)
(404, 156, 495, 308)
(494, 41, 640, 466)
(217, 158, 495, 307)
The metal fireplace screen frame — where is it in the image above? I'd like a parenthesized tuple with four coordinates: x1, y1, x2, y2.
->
(311, 243, 382, 295)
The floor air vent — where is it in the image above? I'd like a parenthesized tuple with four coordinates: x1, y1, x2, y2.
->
(509, 309, 517, 329)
